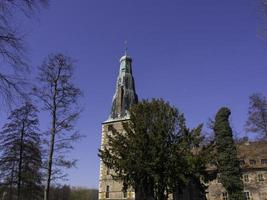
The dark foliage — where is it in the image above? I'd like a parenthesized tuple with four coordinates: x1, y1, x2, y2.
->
(214, 107, 244, 200)
(0, 102, 43, 200)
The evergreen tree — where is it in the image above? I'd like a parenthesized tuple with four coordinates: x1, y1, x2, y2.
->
(170, 123, 213, 200)
(214, 107, 244, 200)
(0, 102, 43, 200)
(99, 99, 211, 200)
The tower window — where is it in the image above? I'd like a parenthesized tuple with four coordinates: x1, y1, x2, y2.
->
(106, 185, 110, 198)
(124, 77, 129, 89)
(107, 125, 113, 131)
(106, 167, 110, 175)
(217, 173, 221, 183)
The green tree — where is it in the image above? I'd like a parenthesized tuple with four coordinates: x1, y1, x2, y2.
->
(170, 123, 213, 200)
(99, 99, 211, 200)
(214, 107, 244, 200)
(246, 93, 267, 138)
(0, 102, 43, 200)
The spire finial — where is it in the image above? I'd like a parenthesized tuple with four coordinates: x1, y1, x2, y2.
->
(124, 40, 128, 56)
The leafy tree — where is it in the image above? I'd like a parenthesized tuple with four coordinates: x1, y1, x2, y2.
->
(170, 124, 213, 200)
(0, 102, 43, 200)
(99, 99, 211, 200)
(246, 93, 267, 138)
(0, 0, 48, 108)
(214, 107, 244, 200)
(33, 53, 82, 200)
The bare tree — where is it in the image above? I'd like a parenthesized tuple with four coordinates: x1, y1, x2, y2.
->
(0, 0, 48, 108)
(259, 0, 267, 40)
(33, 53, 82, 200)
(246, 93, 267, 138)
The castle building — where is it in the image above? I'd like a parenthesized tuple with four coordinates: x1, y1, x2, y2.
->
(98, 52, 138, 200)
(99, 53, 267, 200)
(207, 140, 267, 200)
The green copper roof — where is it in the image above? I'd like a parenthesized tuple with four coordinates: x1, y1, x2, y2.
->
(108, 53, 138, 121)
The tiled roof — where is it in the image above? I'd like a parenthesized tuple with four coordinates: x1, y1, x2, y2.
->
(237, 140, 267, 169)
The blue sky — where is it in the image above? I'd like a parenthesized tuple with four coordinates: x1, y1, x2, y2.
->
(2, 0, 267, 188)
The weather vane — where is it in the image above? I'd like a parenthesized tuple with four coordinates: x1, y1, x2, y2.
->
(124, 40, 128, 56)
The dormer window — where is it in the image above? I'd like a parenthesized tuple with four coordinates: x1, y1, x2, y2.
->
(261, 159, 267, 165)
(249, 159, 256, 165)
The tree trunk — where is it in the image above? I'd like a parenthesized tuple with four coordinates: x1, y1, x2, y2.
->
(17, 122, 25, 200)
(173, 185, 182, 200)
(44, 114, 56, 200)
(157, 176, 167, 200)
(44, 83, 57, 200)
(9, 162, 15, 200)
(135, 181, 154, 200)
(44, 130, 55, 200)
(135, 183, 145, 200)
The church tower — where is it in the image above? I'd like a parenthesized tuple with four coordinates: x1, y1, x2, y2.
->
(99, 51, 138, 200)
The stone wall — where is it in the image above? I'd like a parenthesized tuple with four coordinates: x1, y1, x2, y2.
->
(206, 141, 267, 200)
(206, 169, 267, 200)
(99, 120, 135, 200)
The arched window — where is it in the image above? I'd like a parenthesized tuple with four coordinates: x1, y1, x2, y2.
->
(106, 185, 110, 198)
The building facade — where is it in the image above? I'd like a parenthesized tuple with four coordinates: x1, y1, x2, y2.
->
(207, 140, 267, 200)
(99, 54, 267, 200)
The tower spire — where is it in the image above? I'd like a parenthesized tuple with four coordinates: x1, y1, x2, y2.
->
(124, 40, 128, 56)
(108, 49, 138, 120)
